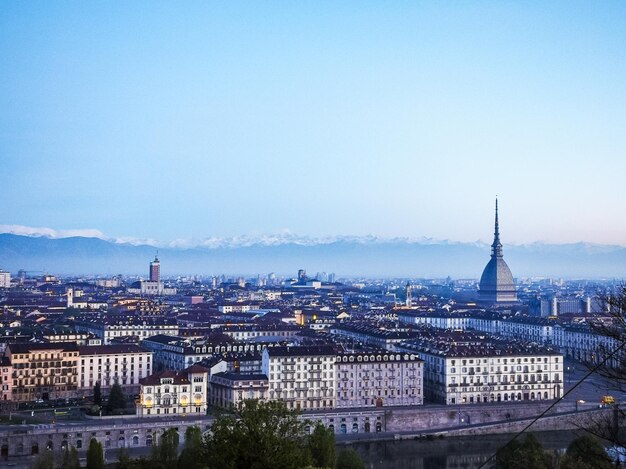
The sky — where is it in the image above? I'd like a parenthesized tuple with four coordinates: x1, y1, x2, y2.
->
(1, 1, 626, 246)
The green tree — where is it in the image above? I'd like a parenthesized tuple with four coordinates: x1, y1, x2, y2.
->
(118, 447, 137, 469)
(29, 452, 54, 469)
(336, 448, 364, 469)
(151, 428, 179, 469)
(495, 434, 551, 469)
(308, 422, 336, 469)
(86, 438, 104, 469)
(93, 381, 102, 407)
(62, 445, 81, 469)
(204, 399, 312, 469)
(559, 435, 612, 469)
(116, 448, 147, 469)
(179, 426, 204, 469)
(106, 382, 126, 412)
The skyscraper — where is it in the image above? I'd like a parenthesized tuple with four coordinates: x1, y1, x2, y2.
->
(149, 255, 160, 283)
(478, 199, 517, 304)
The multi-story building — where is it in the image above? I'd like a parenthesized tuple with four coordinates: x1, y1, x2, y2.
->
(553, 323, 619, 367)
(399, 336, 564, 405)
(77, 345, 152, 393)
(0, 270, 11, 288)
(75, 317, 179, 345)
(262, 345, 336, 411)
(142, 335, 228, 371)
(335, 351, 423, 408)
(149, 256, 160, 282)
(5, 343, 79, 402)
(219, 324, 301, 342)
(399, 310, 620, 370)
(0, 357, 12, 401)
(397, 311, 472, 330)
(142, 334, 279, 371)
(38, 329, 101, 346)
(217, 302, 261, 314)
(136, 365, 208, 417)
(210, 372, 269, 408)
(330, 323, 421, 350)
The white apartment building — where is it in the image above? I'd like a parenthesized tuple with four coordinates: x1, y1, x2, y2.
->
(397, 312, 471, 330)
(262, 345, 336, 411)
(136, 365, 208, 417)
(398, 312, 555, 344)
(210, 372, 269, 408)
(0, 271, 11, 288)
(553, 323, 619, 367)
(401, 340, 564, 405)
(220, 325, 301, 342)
(399, 311, 621, 370)
(41, 330, 101, 346)
(217, 302, 261, 314)
(330, 324, 419, 350)
(335, 351, 423, 408)
(78, 345, 152, 392)
(142, 334, 277, 371)
(126, 280, 177, 296)
(75, 318, 179, 345)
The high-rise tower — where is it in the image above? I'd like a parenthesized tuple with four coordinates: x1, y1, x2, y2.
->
(149, 255, 160, 283)
(478, 199, 517, 304)
(405, 282, 412, 307)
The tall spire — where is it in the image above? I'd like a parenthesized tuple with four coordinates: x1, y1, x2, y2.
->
(491, 197, 503, 257)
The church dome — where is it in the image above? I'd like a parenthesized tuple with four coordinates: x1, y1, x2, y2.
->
(478, 199, 518, 304)
(479, 257, 516, 298)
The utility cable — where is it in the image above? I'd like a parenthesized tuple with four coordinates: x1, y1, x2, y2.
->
(478, 341, 626, 468)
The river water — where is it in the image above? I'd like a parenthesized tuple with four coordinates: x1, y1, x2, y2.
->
(343, 430, 584, 469)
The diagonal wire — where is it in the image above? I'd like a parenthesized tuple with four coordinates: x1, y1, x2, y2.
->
(478, 341, 626, 469)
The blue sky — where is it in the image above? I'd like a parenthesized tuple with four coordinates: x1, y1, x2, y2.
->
(2, 1, 626, 245)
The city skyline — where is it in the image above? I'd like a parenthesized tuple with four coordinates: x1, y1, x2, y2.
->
(2, 2, 626, 246)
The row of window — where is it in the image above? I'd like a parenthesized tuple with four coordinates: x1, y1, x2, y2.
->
(82, 356, 150, 364)
(12, 352, 78, 360)
(450, 357, 558, 366)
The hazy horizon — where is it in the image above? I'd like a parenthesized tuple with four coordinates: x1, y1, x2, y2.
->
(2, 223, 626, 250)
(2, 231, 625, 279)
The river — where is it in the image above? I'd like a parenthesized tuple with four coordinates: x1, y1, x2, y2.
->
(343, 430, 586, 468)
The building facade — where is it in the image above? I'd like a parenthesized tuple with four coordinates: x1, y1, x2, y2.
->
(210, 372, 269, 408)
(400, 340, 563, 405)
(0, 357, 12, 401)
(5, 343, 79, 402)
(0, 270, 11, 288)
(335, 351, 423, 408)
(262, 345, 336, 411)
(136, 365, 208, 417)
(75, 318, 179, 345)
(78, 345, 152, 392)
